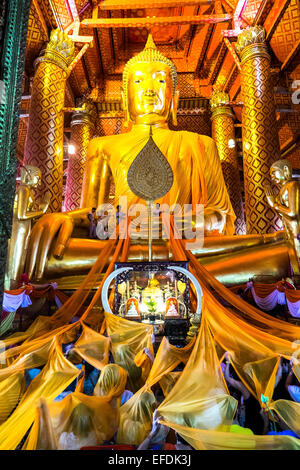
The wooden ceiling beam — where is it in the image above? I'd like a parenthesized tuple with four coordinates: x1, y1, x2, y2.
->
(66, 81, 76, 107)
(195, 23, 215, 77)
(66, 0, 80, 22)
(210, 43, 228, 84)
(81, 14, 232, 28)
(253, 0, 274, 26)
(266, 0, 291, 40)
(81, 54, 92, 90)
(281, 40, 300, 73)
(223, 37, 241, 71)
(280, 135, 300, 158)
(32, 0, 49, 40)
(48, 0, 64, 30)
(96, 0, 214, 9)
(222, 63, 236, 92)
(93, 29, 104, 77)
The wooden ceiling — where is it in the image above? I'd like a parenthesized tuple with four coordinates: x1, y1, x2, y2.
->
(19, 0, 300, 165)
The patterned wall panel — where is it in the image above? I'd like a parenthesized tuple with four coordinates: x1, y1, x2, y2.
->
(39, 0, 57, 28)
(177, 74, 198, 97)
(50, 0, 71, 28)
(278, 113, 300, 147)
(25, 3, 48, 75)
(243, 0, 264, 23)
(287, 148, 300, 169)
(278, 111, 300, 169)
(270, 0, 300, 64)
(38, 0, 71, 29)
(170, 112, 211, 136)
(95, 117, 124, 137)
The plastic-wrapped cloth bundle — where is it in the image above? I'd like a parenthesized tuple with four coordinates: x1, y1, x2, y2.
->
(159, 420, 300, 450)
(116, 335, 195, 446)
(0, 342, 80, 450)
(93, 363, 127, 401)
(116, 388, 157, 446)
(104, 312, 154, 393)
(157, 318, 237, 431)
(24, 391, 120, 450)
(73, 323, 110, 370)
(159, 372, 181, 397)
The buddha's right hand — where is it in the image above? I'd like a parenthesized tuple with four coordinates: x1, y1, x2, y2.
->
(25, 212, 75, 280)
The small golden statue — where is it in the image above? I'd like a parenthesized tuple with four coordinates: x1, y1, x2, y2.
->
(265, 160, 300, 275)
(5, 165, 50, 289)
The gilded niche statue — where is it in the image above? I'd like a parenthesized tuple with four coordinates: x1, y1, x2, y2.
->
(5, 165, 50, 289)
(265, 160, 300, 275)
(24, 35, 291, 285)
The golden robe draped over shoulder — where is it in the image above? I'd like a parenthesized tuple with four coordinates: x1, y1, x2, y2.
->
(88, 128, 236, 236)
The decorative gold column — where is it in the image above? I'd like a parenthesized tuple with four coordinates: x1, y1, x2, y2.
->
(210, 91, 246, 235)
(23, 29, 75, 212)
(64, 100, 97, 211)
(236, 26, 282, 234)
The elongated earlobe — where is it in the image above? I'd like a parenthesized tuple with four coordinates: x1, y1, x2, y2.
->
(171, 88, 180, 127)
(121, 88, 130, 128)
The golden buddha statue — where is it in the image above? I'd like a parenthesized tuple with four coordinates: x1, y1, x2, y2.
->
(265, 160, 300, 275)
(5, 165, 50, 289)
(24, 35, 291, 286)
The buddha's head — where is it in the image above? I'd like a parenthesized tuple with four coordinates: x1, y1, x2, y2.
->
(20, 165, 41, 188)
(270, 160, 292, 184)
(122, 34, 179, 127)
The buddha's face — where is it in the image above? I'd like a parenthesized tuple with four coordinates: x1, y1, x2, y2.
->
(270, 166, 290, 184)
(126, 62, 174, 125)
(30, 174, 41, 188)
(21, 168, 41, 187)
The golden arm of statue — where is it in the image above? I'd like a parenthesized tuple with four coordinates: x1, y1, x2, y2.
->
(25, 138, 111, 280)
(274, 188, 300, 220)
(81, 138, 112, 208)
(266, 183, 300, 219)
